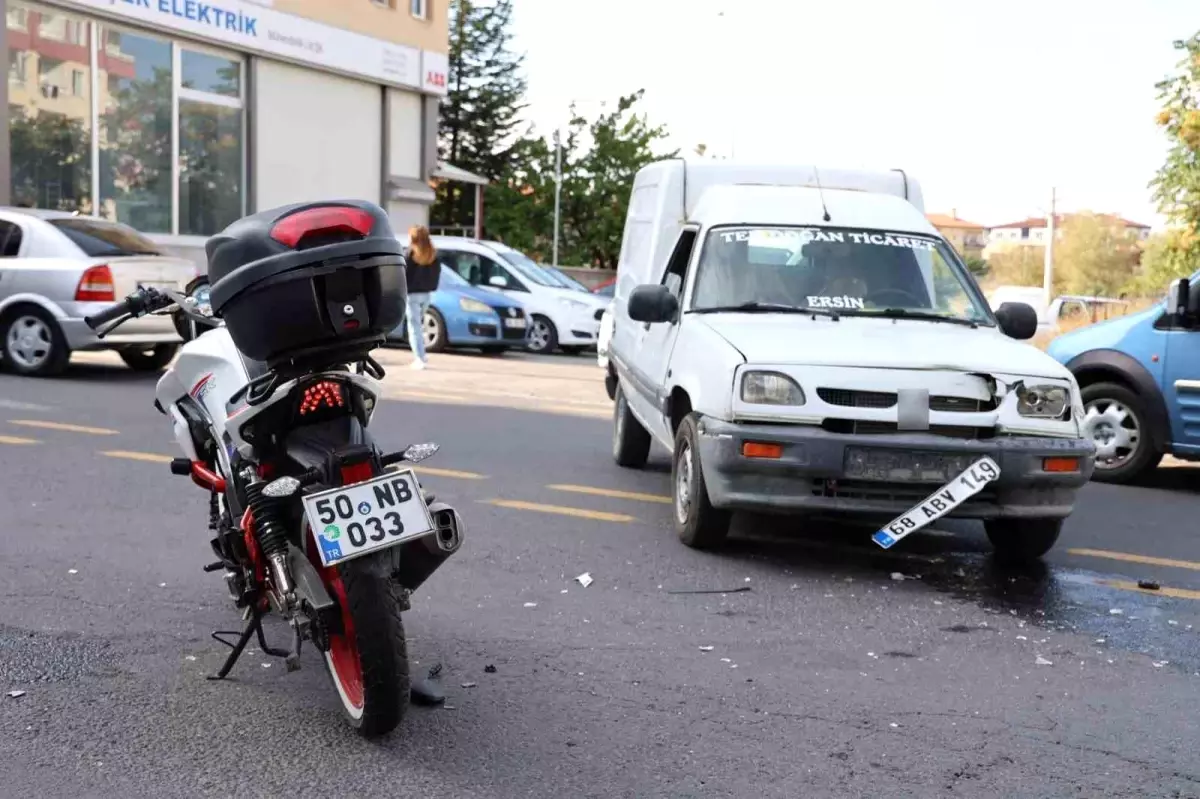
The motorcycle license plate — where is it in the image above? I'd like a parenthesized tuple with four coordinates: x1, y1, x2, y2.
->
(301, 468, 435, 567)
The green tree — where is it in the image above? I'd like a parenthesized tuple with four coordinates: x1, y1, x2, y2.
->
(1055, 213, 1142, 296)
(434, 0, 528, 229)
(963, 255, 989, 278)
(1148, 32, 1200, 275)
(986, 246, 1051, 290)
(1129, 228, 1198, 295)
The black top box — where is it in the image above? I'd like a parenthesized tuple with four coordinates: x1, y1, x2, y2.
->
(207, 200, 407, 365)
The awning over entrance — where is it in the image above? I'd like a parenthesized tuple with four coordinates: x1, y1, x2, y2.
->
(432, 162, 489, 187)
(429, 162, 489, 238)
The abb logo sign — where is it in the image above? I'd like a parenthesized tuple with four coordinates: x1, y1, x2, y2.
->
(425, 70, 446, 89)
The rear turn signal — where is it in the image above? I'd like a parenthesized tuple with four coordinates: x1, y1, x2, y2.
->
(742, 441, 783, 459)
(270, 206, 374, 248)
(75, 265, 115, 302)
(299, 380, 346, 416)
(1042, 457, 1081, 473)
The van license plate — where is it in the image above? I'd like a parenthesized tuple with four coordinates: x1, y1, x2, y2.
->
(872, 456, 1000, 549)
(302, 468, 434, 567)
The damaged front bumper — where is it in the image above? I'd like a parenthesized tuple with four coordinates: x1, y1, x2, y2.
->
(694, 417, 1096, 520)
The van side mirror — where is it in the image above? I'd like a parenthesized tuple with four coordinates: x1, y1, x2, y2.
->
(1167, 277, 1190, 316)
(994, 302, 1039, 340)
(488, 275, 508, 288)
(628, 284, 678, 324)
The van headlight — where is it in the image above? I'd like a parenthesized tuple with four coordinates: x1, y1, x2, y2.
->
(1016, 384, 1069, 419)
(741, 371, 806, 405)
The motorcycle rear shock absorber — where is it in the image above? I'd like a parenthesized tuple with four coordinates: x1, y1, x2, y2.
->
(244, 479, 296, 604)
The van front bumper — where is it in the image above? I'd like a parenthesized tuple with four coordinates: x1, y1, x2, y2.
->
(694, 418, 1096, 520)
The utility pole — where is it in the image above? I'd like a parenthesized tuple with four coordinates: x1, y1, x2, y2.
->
(552, 128, 562, 267)
(1043, 186, 1056, 308)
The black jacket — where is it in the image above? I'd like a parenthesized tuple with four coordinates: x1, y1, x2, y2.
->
(405, 249, 441, 294)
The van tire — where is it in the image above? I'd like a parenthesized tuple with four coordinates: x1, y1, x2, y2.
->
(612, 385, 650, 468)
(1080, 382, 1162, 484)
(673, 414, 731, 550)
(984, 518, 1063, 564)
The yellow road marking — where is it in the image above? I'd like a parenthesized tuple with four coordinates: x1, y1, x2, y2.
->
(0, 434, 40, 445)
(411, 465, 487, 480)
(1098, 578, 1200, 602)
(9, 419, 118, 436)
(101, 450, 172, 463)
(548, 483, 671, 504)
(481, 499, 635, 523)
(1067, 548, 1200, 573)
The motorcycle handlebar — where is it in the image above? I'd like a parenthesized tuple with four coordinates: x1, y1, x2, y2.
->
(84, 287, 172, 331)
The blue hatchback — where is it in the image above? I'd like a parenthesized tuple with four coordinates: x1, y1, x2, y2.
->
(387, 265, 530, 354)
(1047, 269, 1200, 483)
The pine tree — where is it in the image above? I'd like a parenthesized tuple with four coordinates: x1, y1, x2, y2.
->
(433, 0, 528, 230)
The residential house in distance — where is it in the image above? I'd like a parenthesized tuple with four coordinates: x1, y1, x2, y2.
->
(984, 214, 1151, 259)
(926, 210, 986, 260)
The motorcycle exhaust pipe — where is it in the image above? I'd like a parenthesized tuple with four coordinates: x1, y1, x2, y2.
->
(394, 502, 464, 593)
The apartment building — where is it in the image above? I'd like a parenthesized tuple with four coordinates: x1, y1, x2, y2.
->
(1, 0, 456, 266)
(984, 213, 1151, 259)
(926, 210, 986, 260)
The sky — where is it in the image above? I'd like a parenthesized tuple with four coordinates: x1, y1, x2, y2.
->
(509, 0, 1200, 230)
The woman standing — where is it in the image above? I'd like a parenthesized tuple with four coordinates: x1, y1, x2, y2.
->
(404, 225, 441, 370)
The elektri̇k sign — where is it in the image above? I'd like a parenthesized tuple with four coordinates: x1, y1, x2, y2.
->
(61, 0, 444, 95)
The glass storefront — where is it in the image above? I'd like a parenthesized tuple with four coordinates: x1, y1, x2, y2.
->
(7, 1, 245, 236)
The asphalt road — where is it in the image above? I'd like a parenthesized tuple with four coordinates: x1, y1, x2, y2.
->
(2, 361, 1200, 798)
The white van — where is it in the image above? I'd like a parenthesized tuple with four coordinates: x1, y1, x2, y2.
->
(428, 236, 609, 355)
(606, 160, 1095, 561)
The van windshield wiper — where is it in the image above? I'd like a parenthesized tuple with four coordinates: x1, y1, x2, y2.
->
(690, 302, 840, 320)
(848, 307, 980, 328)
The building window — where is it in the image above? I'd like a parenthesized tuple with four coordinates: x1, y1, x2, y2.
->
(411, 0, 428, 19)
(7, 1, 246, 235)
(8, 2, 92, 212)
(178, 48, 244, 235)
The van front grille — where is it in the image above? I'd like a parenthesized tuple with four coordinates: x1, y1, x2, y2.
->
(817, 388, 996, 413)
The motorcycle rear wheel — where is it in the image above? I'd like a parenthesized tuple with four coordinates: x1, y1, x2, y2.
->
(322, 552, 410, 737)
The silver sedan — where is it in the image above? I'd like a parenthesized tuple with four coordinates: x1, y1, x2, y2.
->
(0, 208, 197, 376)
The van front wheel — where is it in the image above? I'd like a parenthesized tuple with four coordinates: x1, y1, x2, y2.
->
(673, 414, 731, 550)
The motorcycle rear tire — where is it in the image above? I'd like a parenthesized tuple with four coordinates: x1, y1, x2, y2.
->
(323, 553, 411, 737)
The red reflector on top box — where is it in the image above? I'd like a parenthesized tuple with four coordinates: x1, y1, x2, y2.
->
(269, 206, 374, 249)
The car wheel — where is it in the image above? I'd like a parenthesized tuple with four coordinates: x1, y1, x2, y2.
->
(612, 384, 651, 468)
(423, 307, 448, 353)
(672, 413, 731, 550)
(1080, 382, 1162, 484)
(1, 306, 70, 377)
(118, 344, 178, 372)
(983, 518, 1063, 564)
(527, 315, 558, 355)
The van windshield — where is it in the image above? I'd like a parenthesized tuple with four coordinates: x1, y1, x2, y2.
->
(689, 226, 993, 325)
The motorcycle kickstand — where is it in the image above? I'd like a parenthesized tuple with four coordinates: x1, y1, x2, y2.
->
(207, 609, 265, 681)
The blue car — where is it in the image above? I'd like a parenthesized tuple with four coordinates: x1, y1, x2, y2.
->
(388, 265, 530, 354)
(1046, 270, 1200, 484)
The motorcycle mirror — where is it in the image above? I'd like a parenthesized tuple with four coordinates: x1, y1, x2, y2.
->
(402, 442, 439, 463)
(262, 475, 302, 498)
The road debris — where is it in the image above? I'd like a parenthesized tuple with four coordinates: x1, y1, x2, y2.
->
(1109, 609, 1124, 616)
(460, 681, 477, 689)
(185, 655, 197, 661)
(1153, 661, 1169, 668)
(261, 663, 271, 669)
(159, 583, 167, 588)
(523, 602, 538, 608)
(720, 658, 731, 663)
(68, 569, 78, 575)
(1168, 620, 1178, 626)
(1137, 580, 1161, 591)
(890, 572, 913, 581)
(428, 663, 443, 679)
(1016, 635, 1028, 641)
(484, 664, 497, 674)
(699, 646, 714, 652)
(667, 586, 752, 595)
(1035, 656, 1053, 666)
(7, 690, 26, 699)
(575, 572, 594, 588)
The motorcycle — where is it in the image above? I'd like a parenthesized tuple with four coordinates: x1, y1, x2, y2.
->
(84, 200, 464, 737)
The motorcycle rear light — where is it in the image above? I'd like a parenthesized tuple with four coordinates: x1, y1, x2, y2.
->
(269, 206, 374, 249)
(299, 380, 346, 416)
(75, 265, 115, 302)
